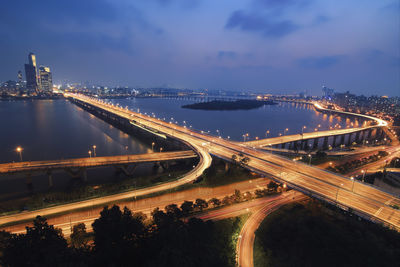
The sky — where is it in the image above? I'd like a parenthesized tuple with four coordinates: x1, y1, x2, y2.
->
(0, 0, 399, 96)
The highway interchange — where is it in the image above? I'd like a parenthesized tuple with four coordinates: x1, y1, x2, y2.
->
(64, 93, 400, 230)
(0, 93, 399, 267)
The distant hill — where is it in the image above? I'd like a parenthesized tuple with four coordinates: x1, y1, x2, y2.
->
(182, 99, 277, 111)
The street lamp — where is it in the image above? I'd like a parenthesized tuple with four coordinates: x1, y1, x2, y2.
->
(88, 150, 92, 158)
(335, 183, 343, 202)
(152, 142, 155, 152)
(92, 145, 97, 157)
(308, 154, 312, 165)
(361, 170, 366, 182)
(265, 130, 270, 138)
(16, 146, 23, 161)
(284, 128, 289, 136)
(350, 176, 355, 192)
(301, 126, 306, 136)
(160, 147, 163, 152)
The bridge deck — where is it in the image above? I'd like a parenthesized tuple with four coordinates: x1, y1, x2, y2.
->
(41, 94, 400, 230)
(0, 150, 197, 175)
(243, 127, 374, 147)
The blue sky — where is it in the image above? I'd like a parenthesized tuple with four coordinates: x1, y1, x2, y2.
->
(1, 0, 399, 95)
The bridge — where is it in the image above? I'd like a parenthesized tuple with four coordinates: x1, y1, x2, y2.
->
(243, 102, 389, 151)
(63, 93, 400, 230)
(0, 151, 197, 187)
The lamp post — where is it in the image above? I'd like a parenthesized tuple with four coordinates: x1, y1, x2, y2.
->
(160, 147, 163, 152)
(361, 170, 366, 182)
(284, 128, 289, 136)
(88, 150, 92, 158)
(152, 142, 155, 152)
(301, 126, 306, 136)
(308, 154, 312, 165)
(92, 145, 96, 157)
(350, 176, 355, 192)
(265, 130, 270, 138)
(16, 146, 23, 161)
(336, 183, 343, 202)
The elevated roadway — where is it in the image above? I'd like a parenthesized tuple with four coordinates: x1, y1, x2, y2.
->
(0, 151, 197, 175)
(243, 102, 388, 148)
(60, 94, 400, 230)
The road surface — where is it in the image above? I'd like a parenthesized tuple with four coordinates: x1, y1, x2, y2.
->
(62, 94, 400, 230)
(237, 191, 308, 267)
(2, 178, 270, 235)
(0, 150, 197, 175)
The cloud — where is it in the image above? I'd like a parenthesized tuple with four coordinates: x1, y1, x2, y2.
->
(152, 0, 201, 9)
(217, 51, 237, 60)
(312, 15, 330, 25)
(255, 0, 311, 9)
(225, 10, 299, 38)
(297, 55, 344, 69)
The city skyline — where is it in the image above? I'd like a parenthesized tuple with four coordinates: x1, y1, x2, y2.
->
(1, 0, 399, 96)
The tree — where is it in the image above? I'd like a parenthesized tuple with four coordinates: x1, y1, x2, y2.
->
(92, 205, 146, 266)
(2, 216, 69, 266)
(316, 150, 327, 158)
(165, 203, 182, 219)
(70, 223, 89, 249)
(267, 181, 279, 192)
(222, 196, 232, 206)
(180, 201, 194, 216)
(208, 198, 221, 208)
(232, 189, 242, 203)
(194, 198, 208, 211)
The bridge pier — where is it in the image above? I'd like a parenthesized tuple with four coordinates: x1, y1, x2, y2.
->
(302, 140, 309, 151)
(114, 164, 138, 177)
(322, 136, 329, 150)
(288, 142, 294, 150)
(333, 135, 339, 147)
(355, 131, 361, 144)
(365, 129, 372, 140)
(340, 134, 345, 147)
(313, 138, 319, 150)
(347, 133, 352, 146)
(65, 167, 87, 182)
(47, 171, 53, 188)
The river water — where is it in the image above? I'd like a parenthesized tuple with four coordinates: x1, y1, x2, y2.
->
(0, 98, 359, 198)
(0, 98, 359, 163)
(110, 97, 355, 141)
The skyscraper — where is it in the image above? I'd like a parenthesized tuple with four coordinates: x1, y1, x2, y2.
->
(17, 70, 22, 83)
(24, 53, 39, 93)
(39, 66, 53, 92)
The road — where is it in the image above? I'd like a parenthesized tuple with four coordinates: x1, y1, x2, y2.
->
(243, 102, 387, 147)
(346, 145, 400, 177)
(0, 150, 197, 175)
(0, 143, 211, 226)
(237, 191, 308, 267)
(2, 177, 270, 235)
(62, 94, 400, 230)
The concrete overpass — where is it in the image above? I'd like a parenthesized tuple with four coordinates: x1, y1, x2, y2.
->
(0, 151, 197, 187)
(243, 102, 388, 151)
(60, 94, 400, 230)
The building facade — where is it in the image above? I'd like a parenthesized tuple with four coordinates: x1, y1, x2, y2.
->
(39, 66, 53, 92)
(24, 53, 39, 93)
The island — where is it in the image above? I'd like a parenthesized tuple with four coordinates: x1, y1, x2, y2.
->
(182, 99, 277, 111)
